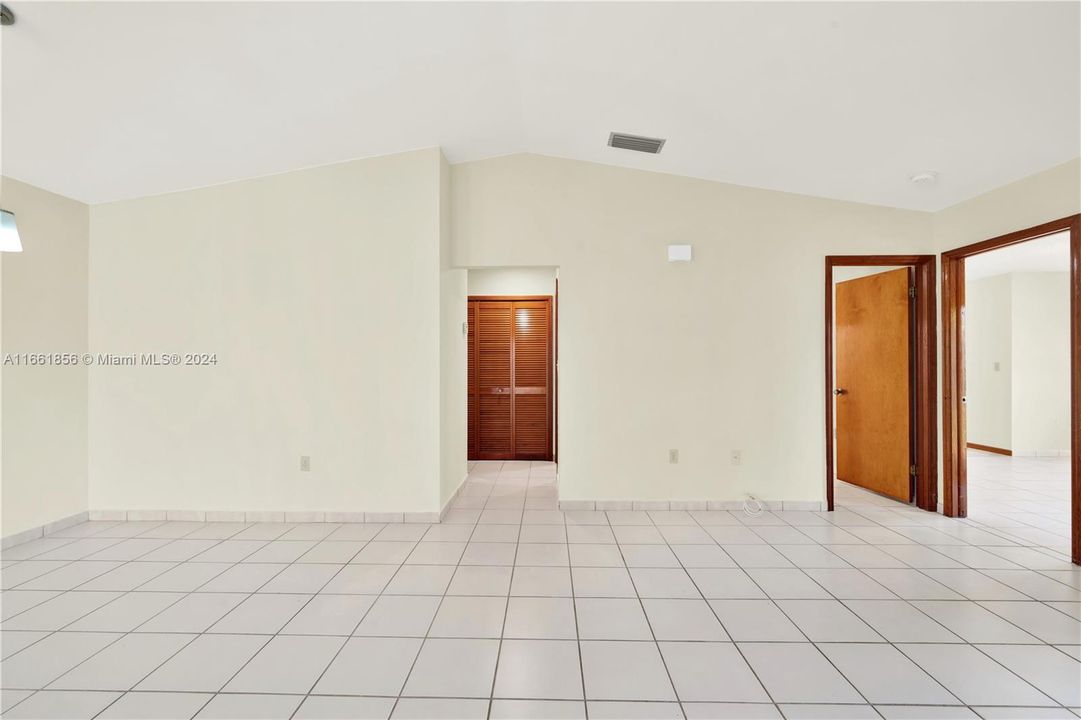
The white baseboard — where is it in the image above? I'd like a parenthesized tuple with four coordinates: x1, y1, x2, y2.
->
(558, 499, 827, 512)
(1012, 449, 1070, 457)
(2, 511, 89, 549)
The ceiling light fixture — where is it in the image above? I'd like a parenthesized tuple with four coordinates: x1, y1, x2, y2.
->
(909, 171, 939, 186)
(0, 4, 14, 26)
(0, 210, 23, 252)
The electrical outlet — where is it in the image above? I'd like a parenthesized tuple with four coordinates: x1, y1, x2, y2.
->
(668, 449, 679, 464)
(730, 449, 742, 465)
(300, 455, 311, 472)
(993, 361, 1000, 372)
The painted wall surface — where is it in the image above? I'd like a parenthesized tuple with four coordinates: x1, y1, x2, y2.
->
(440, 154, 469, 506)
(452, 154, 934, 502)
(467, 267, 557, 297)
(0, 177, 90, 536)
(1012, 272, 1071, 455)
(6, 148, 1078, 525)
(965, 274, 1012, 450)
(88, 150, 446, 514)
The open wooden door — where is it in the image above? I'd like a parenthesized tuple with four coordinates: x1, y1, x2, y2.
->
(468, 296, 553, 461)
(835, 268, 913, 501)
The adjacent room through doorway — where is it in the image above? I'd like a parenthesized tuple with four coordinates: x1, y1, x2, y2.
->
(942, 216, 1081, 564)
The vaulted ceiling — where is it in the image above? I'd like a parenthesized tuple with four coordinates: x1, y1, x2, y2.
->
(2, 2, 1078, 209)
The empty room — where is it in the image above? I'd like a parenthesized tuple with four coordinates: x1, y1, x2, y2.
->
(0, 2, 1079, 720)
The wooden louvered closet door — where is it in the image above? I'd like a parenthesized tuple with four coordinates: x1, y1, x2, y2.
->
(468, 297, 552, 461)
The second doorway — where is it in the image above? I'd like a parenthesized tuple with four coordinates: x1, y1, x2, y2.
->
(468, 295, 554, 461)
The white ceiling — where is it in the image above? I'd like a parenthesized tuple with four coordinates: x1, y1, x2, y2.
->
(966, 231, 1071, 280)
(1, 2, 1078, 208)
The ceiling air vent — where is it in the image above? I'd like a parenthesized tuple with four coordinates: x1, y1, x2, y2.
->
(608, 132, 666, 154)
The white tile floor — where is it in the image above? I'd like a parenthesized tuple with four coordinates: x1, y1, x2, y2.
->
(966, 450, 1073, 558)
(0, 457, 1078, 719)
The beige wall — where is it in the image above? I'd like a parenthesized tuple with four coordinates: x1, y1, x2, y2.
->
(5, 149, 1078, 526)
(467, 267, 557, 297)
(1012, 272, 1071, 455)
(966, 271, 1071, 456)
(965, 274, 1013, 450)
(88, 150, 447, 515)
(452, 154, 935, 503)
(440, 154, 469, 506)
(1, 177, 90, 537)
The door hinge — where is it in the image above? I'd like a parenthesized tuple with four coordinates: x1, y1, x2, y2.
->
(909, 464, 917, 477)
(908, 285, 916, 299)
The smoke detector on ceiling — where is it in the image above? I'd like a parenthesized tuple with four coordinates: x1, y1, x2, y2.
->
(608, 132, 666, 154)
(909, 171, 939, 186)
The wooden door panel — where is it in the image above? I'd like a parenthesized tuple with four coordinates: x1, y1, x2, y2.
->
(478, 395, 513, 457)
(514, 394, 548, 458)
(512, 301, 551, 459)
(836, 268, 912, 501)
(467, 302, 477, 458)
(478, 303, 512, 390)
(476, 302, 513, 458)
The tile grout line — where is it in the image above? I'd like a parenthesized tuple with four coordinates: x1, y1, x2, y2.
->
(605, 508, 689, 718)
(174, 520, 379, 719)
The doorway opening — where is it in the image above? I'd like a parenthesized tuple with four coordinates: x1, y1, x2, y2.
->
(466, 267, 557, 463)
(824, 255, 937, 512)
(941, 215, 1081, 565)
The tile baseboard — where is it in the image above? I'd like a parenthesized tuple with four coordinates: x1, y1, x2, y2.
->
(439, 473, 470, 522)
(88, 507, 444, 524)
(1012, 449, 1071, 457)
(1, 511, 89, 549)
(558, 499, 828, 512)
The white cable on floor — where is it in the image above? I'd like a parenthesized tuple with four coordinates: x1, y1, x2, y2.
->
(743, 493, 764, 516)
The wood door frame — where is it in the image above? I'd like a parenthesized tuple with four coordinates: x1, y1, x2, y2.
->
(941, 214, 1081, 565)
(824, 255, 938, 513)
(468, 294, 555, 462)
(553, 279, 558, 464)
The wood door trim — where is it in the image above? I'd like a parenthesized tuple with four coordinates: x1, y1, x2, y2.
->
(824, 255, 938, 513)
(967, 443, 1013, 456)
(941, 213, 1080, 565)
(554, 279, 559, 464)
(469, 295, 555, 462)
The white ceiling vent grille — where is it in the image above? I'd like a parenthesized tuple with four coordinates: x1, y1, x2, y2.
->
(608, 132, 666, 154)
